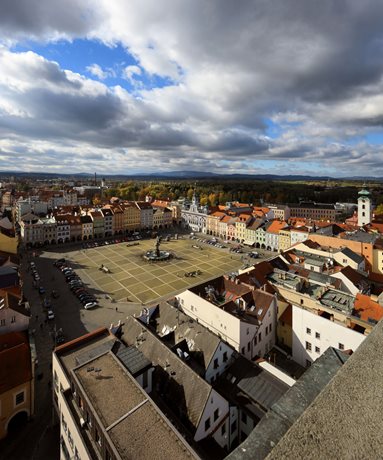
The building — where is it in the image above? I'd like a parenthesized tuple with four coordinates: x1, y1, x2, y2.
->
(140, 301, 236, 384)
(0, 287, 30, 334)
(123, 316, 230, 449)
(135, 201, 153, 230)
(176, 274, 277, 360)
(181, 192, 208, 233)
(53, 327, 198, 460)
(227, 346, 350, 460)
(357, 186, 372, 227)
(0, 331, 34, 440)
(289, 202, 336, 221)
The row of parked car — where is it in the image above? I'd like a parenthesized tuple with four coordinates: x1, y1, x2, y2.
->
(30, 261, 55, 320)
(82, 235, 142, 249)
(195, 238, 227, 249)
(54, 259, 98, 309)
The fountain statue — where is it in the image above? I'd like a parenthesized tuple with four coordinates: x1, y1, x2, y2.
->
(143, 235, 171, 262)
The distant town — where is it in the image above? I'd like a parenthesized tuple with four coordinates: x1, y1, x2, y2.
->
(0, 174, 383, 459)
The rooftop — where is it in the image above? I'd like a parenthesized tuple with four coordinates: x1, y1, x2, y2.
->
(73, 352, 197, 460)
(226, 347, 349, 460)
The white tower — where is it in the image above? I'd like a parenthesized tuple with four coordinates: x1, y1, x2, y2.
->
(358, 185, 372, 227)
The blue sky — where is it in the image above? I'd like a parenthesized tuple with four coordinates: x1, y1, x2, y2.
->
(11, 39, 175, 93)
(1, 1, 383, 177)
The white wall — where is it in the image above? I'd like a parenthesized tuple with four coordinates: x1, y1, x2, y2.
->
(205, 342, 235, 383)
(177, 291, 242, 351)
(292, 305, 366, 367)
(194, 389, 229, 443)
(330, 272, 359, 295)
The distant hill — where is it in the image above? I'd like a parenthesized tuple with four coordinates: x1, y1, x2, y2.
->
(0, 170, 382, 182)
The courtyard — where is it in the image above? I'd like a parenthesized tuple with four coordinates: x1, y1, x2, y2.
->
(45, 238, 245, 305)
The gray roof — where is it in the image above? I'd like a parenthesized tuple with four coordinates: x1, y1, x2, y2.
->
(339, 246, 364, 264)
(344, 230, 379, 244)
(114, 342, 151, 376)
(73, 352, 197, 460)
(219, 355, 290, 415)
(151, 302, 221, 372)
(226, 347, 348, 460)
(123, 316, 213, 430)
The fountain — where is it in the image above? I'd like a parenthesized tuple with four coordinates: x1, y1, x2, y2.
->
(143, 236, 171, 262)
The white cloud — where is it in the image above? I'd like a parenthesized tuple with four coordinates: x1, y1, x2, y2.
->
(1, 1, 383, 175)
(86, 63, 115, 80)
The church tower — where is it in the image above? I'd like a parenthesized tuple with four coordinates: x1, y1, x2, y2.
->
(358, 185, 372, 227)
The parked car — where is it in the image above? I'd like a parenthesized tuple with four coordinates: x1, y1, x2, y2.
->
(84, 302, 98, 310)
(39, 286, 46, 295)
(47, 310, 55, 320)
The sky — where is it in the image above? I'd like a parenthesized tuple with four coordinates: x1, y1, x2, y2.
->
(1, 1, 383, 177)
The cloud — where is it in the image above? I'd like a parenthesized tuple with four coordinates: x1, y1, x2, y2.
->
(86, 63, 115, 80)
(1, 1, 383, 176)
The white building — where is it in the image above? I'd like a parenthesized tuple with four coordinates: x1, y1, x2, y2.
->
(53, 328, 198, 460)
(176, 277, 277, 360)
(357, 186, 372, 227)
(135, 201, 153, 230)
(292, 304, 366, 367)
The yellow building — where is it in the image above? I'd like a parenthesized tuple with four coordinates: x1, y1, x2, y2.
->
(0, 231, 18, 255)
(121, 201, 141, 232)
(279, 228, 291, 252)
(0, 331, 34, 439)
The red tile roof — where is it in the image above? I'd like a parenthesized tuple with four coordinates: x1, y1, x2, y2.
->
(354, 294, 383, 323)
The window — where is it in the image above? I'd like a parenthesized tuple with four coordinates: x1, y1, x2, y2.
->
(68, 430, 74, 449)
(11, 316, 16, 323)
(15, 391, 25, 406)
(306, 359, 312, 367)
(205, 417, 211, 431)
(300, 299, 304, 305)
(221, 424, 226, 436)
(247, 342, 250, 352)
(246, 327, 249, 335)
(62, 413, 67, 433)
(214, 408, 219, 421)
(241, 347, 245, 355)
(305, 341, 312, 351)
(258, 332, 262, 342)
(0, 319, 5, 327)
(315, 346, 320, 354)
(231, 420, 237, 434)
(223, 351, 228, 362)
(306, 327, 311, 335)
(265, 326, 268, 335)
(213, 358, 219, 369)
(254, 336, 257, 345)
(241, 412, 247, 424)
(339, 343, 344, 350)
(269, 323, 272, 332)
(315, 332, 320, 339)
